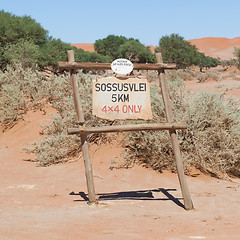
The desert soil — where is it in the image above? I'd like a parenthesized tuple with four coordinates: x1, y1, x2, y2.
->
(1, 77, 240, 240)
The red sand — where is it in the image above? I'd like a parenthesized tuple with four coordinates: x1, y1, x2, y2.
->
(71, 43, 95, 52)
(185, 78, 240, 99)
(148, 45, 157, 53)
(188, 37, 240, 60)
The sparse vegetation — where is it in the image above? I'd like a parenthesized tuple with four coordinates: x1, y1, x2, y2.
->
(124, 78, 240, 179)
(196, 70, 222, 82)
(21, 70, 114, 166)
(0, 64, 45, 127)
(1, 63, 239, 178)
(165, 69, 195, 81)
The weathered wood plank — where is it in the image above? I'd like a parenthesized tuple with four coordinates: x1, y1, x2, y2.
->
(58, 62, 176, 71)
(80, 133, 97, 203)
(67, 50, 97, 204)
(68, 122, 187, 135)
(67, 51, 85, 124)
(156, 52, 194, 210)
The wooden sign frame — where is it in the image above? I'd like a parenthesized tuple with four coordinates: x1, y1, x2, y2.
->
(58, 50, 194, 210)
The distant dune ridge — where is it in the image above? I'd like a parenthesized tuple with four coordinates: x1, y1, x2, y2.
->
(71, 37, 240, 60)
(71, 43, 95, 52)
(188, 37, 240, 60)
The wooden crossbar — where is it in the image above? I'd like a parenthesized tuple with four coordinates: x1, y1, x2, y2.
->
(68, 122, 187, 135)
(58, 62, 176, 71)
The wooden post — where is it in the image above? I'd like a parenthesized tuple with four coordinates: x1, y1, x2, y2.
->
(68, 50, 97, 203)
(156, 53, 194, 210)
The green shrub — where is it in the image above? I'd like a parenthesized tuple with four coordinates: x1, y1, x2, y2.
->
(3, 40, 41, 69)
(156, 33, 199, 69)
(118, 40, 155, 63)
(25, 117, 81, 166)
(0, 64, 72, 128)
(124, 79, 240, 178)
(0, 83, 26, 127)
(0, 11, 109, 71)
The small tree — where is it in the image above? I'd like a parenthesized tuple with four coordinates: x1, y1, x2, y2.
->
(118, 40, 155, 63)
(0, 11, 48, 69)
(0, 11, 48, 47)
(39, 38, 73, 71)
(3, 39, 40, 69)
(198, 52, 220, 72)
(156, 33, 199, 69)
(94, 35, 128, 61)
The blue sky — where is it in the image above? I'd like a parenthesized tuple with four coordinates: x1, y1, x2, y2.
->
(1, 0, 240, 46)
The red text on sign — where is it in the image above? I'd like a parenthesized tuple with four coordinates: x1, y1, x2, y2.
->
(102, 105, 142, 114)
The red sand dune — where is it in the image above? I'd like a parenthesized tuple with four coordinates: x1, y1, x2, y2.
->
(71, 37, 240, 60)
(187, 37, 240, 60)
(71, 43, 95, 52)
(148, 45, 157, 53)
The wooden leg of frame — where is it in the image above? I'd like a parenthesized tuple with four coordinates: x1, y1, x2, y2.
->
(169, 130, 194, 210)
(81, 133, 97, 204)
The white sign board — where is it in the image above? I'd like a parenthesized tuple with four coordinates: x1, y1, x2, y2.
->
(111, 59, 133, 75)
(92, 77, 152, 120)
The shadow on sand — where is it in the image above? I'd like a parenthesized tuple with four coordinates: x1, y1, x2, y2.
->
(70, 188, 184, 209)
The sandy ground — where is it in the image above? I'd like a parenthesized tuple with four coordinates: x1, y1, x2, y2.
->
(185, 78, 240, 99)
(0, 77, 240, 240)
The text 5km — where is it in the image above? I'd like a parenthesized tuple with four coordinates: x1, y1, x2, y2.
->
(102, 105, 143, 114)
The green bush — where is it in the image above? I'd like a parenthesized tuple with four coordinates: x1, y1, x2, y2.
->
(0, 83, 26, 127)
(124, 79, 240, 178)
(156, 33, 220, 70)
(3, 39, 41, 69)
(118, 40, 155, 63)
(0, 64, 71, 128)
(94, 35, 128, 61)
(155, 33, 199, 69)
(94, 35, 155, 63)
(166, 69, 195, 81)
(0, 11, 109, 71)
(198, 52, 220, 72)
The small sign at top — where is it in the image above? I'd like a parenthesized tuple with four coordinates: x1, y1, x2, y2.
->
(111, 58, 133, 75)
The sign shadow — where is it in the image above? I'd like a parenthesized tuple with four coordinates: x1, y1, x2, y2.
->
(70, 188, 184, 209)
